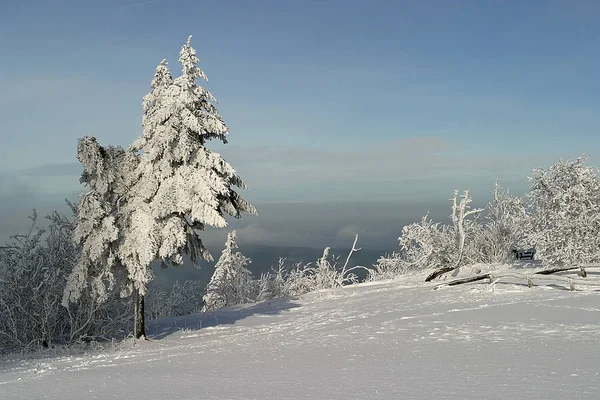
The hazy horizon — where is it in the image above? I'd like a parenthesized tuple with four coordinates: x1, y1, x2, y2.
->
(2, 0, 600, 251)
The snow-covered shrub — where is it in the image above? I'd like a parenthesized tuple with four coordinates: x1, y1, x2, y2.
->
(254, 236, 365, 301)
(169, 280, 205, 316)
(470, 182, 528, 264)
(367, 252, 409, 281)
(248, 260, 315, 301)
(146, 280, 204, 320)
(371, 190, 484, 281)
(281, 262, 319, 297)
(311, 246, 361, 289)
(386, 214, 456, 272)
(144, 285, 171, 320)
(0, 208, 129, 354)
(526, 156, 600, 269)
(251, 258, 294, 302)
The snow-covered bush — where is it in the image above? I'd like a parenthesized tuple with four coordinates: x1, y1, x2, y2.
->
(253, 236, 365, 301)
(144, 285, 170, 320)
(251, 258, 315, 301)
(448, 190, 485, 267)
(311, 245, 362, 289)
(279, 262, 319, 297)
(470, 182, 528, 264)
(372, 190, 484, 281)
(0, 208, 129, 354)
(526, 156, 600, 270)
(373, 214, 456, 277)
(367, 252, 410, 281)
(146, 280, 204, 320)
(251, 259, 289, 302)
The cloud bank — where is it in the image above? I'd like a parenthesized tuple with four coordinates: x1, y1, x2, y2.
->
(0, 136, 569, 248)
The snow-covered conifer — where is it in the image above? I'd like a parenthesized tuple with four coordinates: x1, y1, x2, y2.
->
(202, 231, 252, 311)
(123, 36, 256, 298)
(63, 137, 138, 307)
(65, 36, 256, 338)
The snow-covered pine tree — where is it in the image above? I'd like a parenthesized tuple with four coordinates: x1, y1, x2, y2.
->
(118, 36, 256, 331)
(62, 136, 145, 337)
(65, 37, 256, 338)
(63, 137, 138, 307)
(202, 231, 252, 311)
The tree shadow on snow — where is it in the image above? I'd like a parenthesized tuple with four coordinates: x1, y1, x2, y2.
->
(148, 297, 301, 340)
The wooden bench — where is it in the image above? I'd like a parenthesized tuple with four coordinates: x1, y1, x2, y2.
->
(512, 249, 535, 260)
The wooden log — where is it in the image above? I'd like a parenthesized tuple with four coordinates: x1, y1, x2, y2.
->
(534, 266, 579, 275)
(435, 265, 596, 290)
(425, 266, 457, 282)
(433, 273, 491, 290)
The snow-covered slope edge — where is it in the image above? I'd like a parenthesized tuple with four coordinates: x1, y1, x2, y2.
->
(1, 273, 600, 400)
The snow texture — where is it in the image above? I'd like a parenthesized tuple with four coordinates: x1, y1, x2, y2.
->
(3, 272, 600, 399)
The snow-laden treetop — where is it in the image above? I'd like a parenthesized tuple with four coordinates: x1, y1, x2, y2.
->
(66, 36, 257, 301)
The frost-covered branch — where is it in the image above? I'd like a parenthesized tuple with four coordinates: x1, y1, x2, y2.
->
(0, 206, 129, 354)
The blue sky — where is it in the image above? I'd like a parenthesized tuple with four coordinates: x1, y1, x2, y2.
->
(1, 0, 600, 246)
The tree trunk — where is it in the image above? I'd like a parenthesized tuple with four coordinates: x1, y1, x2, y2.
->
(134, 288, 146, 339)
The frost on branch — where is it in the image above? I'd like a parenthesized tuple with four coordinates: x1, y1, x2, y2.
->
(370, 189, 483, 282)
(146, 280, 204, 320)
(202, 231, 252, 311)
(64, 137, 139, 306)
(450, 190, 484, 269)
(1, 206, 129, 353)
(423, 190, 483, 281)
(471, 182, 528, 263)
(368, 215, 454, 281)
(369, 189, 484, 282)
(64, 36, 258, 340)
(526, 156, 600, 271)
(126, 36, 256, 290)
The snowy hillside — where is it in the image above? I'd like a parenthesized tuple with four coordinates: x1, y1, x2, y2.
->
(2, 273, 600, 399)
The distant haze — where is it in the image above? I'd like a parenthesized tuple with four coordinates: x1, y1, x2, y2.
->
(2, 1, 600, 256)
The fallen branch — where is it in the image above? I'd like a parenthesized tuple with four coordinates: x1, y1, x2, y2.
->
(433, 273, 492, 289)
(425, 267, 456, 282)
(535, 266, 579, 275)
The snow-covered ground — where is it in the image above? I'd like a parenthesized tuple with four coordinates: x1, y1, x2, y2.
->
(2, 272, 600, 399)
